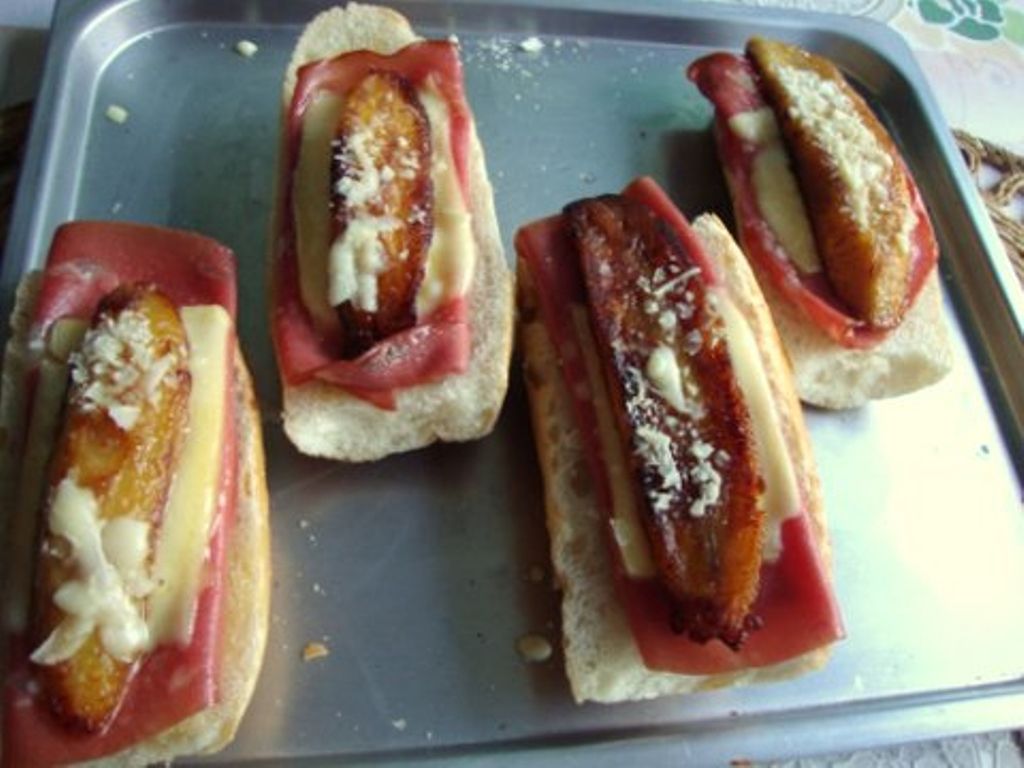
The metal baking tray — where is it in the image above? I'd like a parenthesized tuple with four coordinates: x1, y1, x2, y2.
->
(3, 0, 1023, 764)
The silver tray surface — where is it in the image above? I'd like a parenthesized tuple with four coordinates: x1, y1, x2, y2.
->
(2, 0, 1023, 765)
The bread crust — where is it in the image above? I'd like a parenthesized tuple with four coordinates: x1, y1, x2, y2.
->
(0, 278, 270, 766)
(274, 3, 514, 461)
(715, 136, 952, 409)
(517, 214, 833, 703)
(751, 266, 953, 410)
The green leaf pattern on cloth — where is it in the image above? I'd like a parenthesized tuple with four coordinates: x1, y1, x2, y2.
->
(1005, 7, 1024, 44)
(910, 0, 1016, 41)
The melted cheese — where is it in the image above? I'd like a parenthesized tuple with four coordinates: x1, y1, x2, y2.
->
(728, 107, 779, 144)
(293, 92, 345, 333)
(714, 289, 801, 560)
(294, 80, 475, 328)
(326, 104, 398, 311)
(641, 345, 724, 519)
(645, 345, 687, 414)
(102, 517, 153, 597)
(31, 478, 151, 664)
(729, 107, 820, 274)
(327, 215, 397, 311)
(413, 83, 475, 318)
(572, 306, 655, 579)
(147, 305, 230, 644)
(30, 306, 232, 662)
(752, 146, 820, 274)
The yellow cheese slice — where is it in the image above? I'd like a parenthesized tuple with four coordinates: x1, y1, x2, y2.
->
(728, 107, 821, 274)
(571, 305, 656, 579)
(715, 289, 801, 560)
(147, 305, 230, 645)
(413, 82, 476, 318)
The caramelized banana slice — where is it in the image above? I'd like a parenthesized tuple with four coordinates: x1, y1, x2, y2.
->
(330, 70, 433, 357)
(567, 196, 765, 648)
(32, 285, 190, 732)
(748, 37, 914, 328)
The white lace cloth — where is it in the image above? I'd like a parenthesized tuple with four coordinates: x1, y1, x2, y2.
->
(695, 0, 904, 19)
(778, 732, 1023, 767)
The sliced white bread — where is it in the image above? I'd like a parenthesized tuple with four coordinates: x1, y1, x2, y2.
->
(275, 3, 514, 461)
(753, 266, 953, 410)
(518, 213, 833, 703)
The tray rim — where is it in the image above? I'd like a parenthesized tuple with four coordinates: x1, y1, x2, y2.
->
(327, 682, 1024, 766)
(1, 0, 1022, 764)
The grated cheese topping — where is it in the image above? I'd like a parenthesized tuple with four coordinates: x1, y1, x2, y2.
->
(327, 213, 399, 312)
(686, 439, 724, 518)
(611, 263, 728, 519)
(327, 98, 409, 311)
(31, 478, 153, 665)
(635, 425, 683, 513)
(327, 84, 473, 321)
(68, 309, 179, 431)
(777, 66, 914, 255)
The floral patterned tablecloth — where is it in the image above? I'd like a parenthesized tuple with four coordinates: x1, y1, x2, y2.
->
(892, 0, 1024, 152)
(708, 0, 1024, 153)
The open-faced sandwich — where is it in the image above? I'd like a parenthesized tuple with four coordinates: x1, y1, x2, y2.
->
(270, 3, 514, 460)
(689, 38, 953, 409)
(516, 177, 843, 703)
(0, 222, 269, 766)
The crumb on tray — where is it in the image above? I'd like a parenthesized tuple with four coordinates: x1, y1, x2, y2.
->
(302, 641, 330, 661)
(234, 39, 259, 58)
(516, 633, 553, 663)
(519, 36, 544, 54)
(105, 104, 129, 124)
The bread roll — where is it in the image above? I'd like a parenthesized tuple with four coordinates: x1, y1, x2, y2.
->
(518, 212, 836, 703)
(273, 4, 514, 461)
